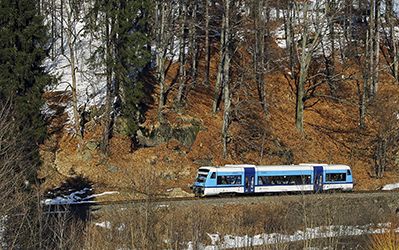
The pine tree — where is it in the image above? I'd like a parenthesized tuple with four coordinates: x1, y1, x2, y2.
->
(116, 0, 152, 137)
(86, 0, 152, 154)
(0, 0, 51, 247)
(0, 0, 51, 175)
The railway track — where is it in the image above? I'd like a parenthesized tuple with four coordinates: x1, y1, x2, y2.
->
(42, 189, 399, 224)
(44, 189, 398, 209)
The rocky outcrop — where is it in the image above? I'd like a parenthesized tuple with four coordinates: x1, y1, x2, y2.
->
(137, 116, 203, 147)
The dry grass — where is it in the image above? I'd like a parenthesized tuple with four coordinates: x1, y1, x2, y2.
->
(81, 195, 394, 250)
(367, 220, 399, 250)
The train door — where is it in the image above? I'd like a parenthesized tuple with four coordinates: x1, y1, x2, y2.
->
(244, 167, 255, 193)
(313, 166, 323, 192)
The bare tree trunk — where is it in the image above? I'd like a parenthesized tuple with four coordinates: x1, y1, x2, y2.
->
(260, 0, 269, 116)
(101, 14, 112, 156)
(373, 0, 380, 94)
(387, 0, 399, 82)
(156, 1, 168, 116)
(359, 78, 367, 129)
(221, 0, 230, 158)
(369, 0, 376, 94)
(327, 0, 336, 96)
(51, 0, 56, 59)
(294, 0, 324, 133)
(295, 1, 310, 134)
(190, 1, 198, 86)
(62, 0, 85, 151)
(60, 0, 64, 55)
(296, 74, 306, 134)
(204, 0, 210, 86)
(211, 9, 226, 114)
(284, 2, 295, 80)
(176, 0, 187, 105)
(375, 135, 386, 178)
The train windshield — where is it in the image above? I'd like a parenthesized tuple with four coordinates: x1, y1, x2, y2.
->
(195, 169, 209, 183)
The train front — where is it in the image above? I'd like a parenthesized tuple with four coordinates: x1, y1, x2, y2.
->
(192, 167, 212, 197)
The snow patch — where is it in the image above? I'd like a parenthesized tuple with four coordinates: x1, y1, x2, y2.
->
(44, 189, 119, 205)
(381, 182, 399, 191)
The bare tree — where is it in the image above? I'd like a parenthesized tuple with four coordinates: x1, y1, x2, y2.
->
(189, 0, 199, 87)
(61, 0, 86, 151)
(203, 0, 211, 86)
(281, 0, 347, 134)
(294, 1, 328, 133)
(380, 0, 399, 82)
(219, 0, 232, 158)
(367, 95, 399, 178)
(176, 0, 188, 105)
(154, 0, 175, 116)
(253, 0, 270, 116)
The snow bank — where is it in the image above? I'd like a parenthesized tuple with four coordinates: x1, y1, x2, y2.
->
(184, 223, 396, 250)
(381, 182, 399, 191)
(44, 188, 119, 205)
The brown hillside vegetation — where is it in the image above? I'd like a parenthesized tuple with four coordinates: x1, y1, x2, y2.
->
(39, 33, 399, 200)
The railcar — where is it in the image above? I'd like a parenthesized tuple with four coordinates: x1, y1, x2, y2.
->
(192, 163, 353, 197)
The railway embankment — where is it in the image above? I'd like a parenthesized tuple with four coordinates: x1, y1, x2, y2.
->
(79, 190, 399, 249)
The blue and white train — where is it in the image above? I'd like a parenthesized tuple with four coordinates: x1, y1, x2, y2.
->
(192, 163, 354, 197)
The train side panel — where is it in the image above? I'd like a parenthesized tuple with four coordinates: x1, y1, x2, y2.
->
(322, 165, 354, 191)
(203, 167, 245, 196)
(254, 167, 314, 194)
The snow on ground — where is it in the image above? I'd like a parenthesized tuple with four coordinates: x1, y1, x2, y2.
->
(192, 223, 396, 250)
(381, 182, 399, 191)
(42, 8, 107, 129)
(92, 219, 398, 250)
(42, 5, 182, 129)
(43, 188, 119, 205)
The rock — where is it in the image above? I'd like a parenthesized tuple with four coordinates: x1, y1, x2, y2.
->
(82, 150, 93, 162)
(193, 158, 212, 166)
(163, 157, 174, 163)
(86, 141, 99, 150)
(166, 188, 195, 198)
(137, 116, 204, 147)
(171, 125, 199, 147)
(97, 158, 105, 165)
(105, 165, 118, 173)
(160, 172, 177, 180)
(179, 168, 190, 178)
(137, 122, 171, 147)
(146, 156, 158, 165)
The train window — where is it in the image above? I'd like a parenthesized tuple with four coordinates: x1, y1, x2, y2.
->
(258, 176, 269, 185)
(300, 175, 311, 184)
(195, 173, 208, 183)
(258, 175, 311, 185)
(210, 172, 216, 179)
(347, 170, 351, 175)
(217, 175, 242, 185)
(326, 173, 346, 182)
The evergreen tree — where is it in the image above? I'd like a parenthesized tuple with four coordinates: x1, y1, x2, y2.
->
(116, 0, 152, 136)
(0, 0, 51, 247)
(0, 0, 51, 176)
(87, 0, 152, 154)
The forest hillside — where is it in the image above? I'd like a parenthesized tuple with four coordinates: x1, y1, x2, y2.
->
(37, 0, 399, 199)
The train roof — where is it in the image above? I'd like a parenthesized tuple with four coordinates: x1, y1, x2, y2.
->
(322, 164, 351, 170)
(197, 164, 351, 172)
(256, 165, 314, 171)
